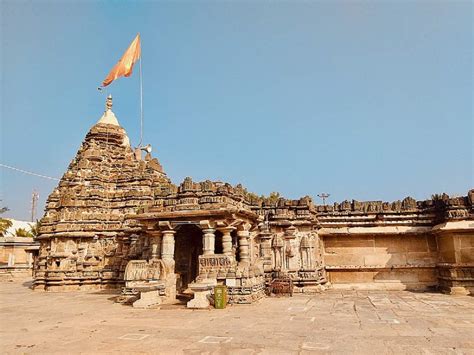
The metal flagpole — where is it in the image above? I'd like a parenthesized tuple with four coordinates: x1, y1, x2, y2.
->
(138, 55, 144, 147)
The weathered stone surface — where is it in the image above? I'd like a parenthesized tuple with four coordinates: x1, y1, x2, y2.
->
(132, 290, 162, 309)
(33, 98, 474, 298)
(2, 280, 474, 354)
(186, 283, 212, 309)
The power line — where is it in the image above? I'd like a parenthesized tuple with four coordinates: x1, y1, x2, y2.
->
(0, 163, 60, 181)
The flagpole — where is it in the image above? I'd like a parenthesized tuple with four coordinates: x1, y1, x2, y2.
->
(138, 55, 144, 147)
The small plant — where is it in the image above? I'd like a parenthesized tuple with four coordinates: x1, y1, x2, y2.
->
(15, 227, 34, 238)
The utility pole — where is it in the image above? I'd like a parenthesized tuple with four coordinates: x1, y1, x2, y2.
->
(31, 190, 39, 222)
(317, 193, 330, 206)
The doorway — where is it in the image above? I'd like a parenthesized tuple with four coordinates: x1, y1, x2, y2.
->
(174, 224, 203, 293)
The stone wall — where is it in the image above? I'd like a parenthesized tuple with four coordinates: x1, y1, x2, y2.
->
(434, 221, 474, 294)
(322, 233, 438, 290)
(0, 236, 37, 279)
(33, 98, 473, 296)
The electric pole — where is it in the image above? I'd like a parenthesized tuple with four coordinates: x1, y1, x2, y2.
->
(317, 193, 330, 206)
(31, 190, 39, 222)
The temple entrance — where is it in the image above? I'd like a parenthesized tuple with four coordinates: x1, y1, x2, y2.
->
(174, 224, 203, 293)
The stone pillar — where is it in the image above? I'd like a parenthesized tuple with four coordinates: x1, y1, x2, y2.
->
(237, 230, 250, 264)
(160, 229, 177, 302)
(259, 231, 273, 272)
(149, 233, 162, 260)
(8, 253, 14, 267)
(151, 242, 159, 259)
(161, 230, 176, 261)
(202, 228, 216, 255)
(220, 228, 234, 256)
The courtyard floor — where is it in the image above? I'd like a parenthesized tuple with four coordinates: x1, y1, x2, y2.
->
(0, 278, 473, 354)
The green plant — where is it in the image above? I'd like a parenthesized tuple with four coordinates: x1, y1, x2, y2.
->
(29, 220, 41, 237)
(15, 227, 34, 238)
(0, 218, 12, 237)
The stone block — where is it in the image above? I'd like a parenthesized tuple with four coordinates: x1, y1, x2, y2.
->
(324, 246, 375, 255)
(329, 271, 378, 283)
(402, 236, 429, 252)
(385, 253, 407, 266)
(324, 253, 364, 267)
(132, 290, 162, 309)
(406, 252, 436, 266)
(460, 235, 474, 249)
(460, 248, 474, 263)
(364, 254, 391, 267)
(416, 268, 437, 283)
(374, 270, 418, 283)
(324, 236, 375, 248)
(427, 235, 438, 252)
(374, 235, 404, 253)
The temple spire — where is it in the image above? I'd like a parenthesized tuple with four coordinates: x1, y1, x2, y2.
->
(97, 94, 119, 126)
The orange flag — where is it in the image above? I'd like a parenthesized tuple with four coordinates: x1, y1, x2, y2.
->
(101, 34, 141, 88)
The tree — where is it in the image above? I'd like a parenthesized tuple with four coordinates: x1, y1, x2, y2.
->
(267, 192, 281, 205)
(0, 219, 13, 237)
(0, 201, 11, 237)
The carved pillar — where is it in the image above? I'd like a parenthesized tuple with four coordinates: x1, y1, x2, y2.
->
(151, 242, 159, 259)
(237, 230, 250, 263)
(259, 231, 273, 272)
(202, 228, 216, 255)
(272, 234, 284, 271)
(220, 227, 234, 256)
(161, 230, 176, 261)
(149, 232, 162, 260)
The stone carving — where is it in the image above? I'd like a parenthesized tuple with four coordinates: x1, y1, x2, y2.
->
(300, 235, 313, 270)
(272, 234, 284, 271)
(124, 259, 165, 287)
(198, 255, 236, 280)
(33, 97, 473, 299)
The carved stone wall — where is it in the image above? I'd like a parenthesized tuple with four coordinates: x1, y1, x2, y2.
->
(34, 99, 473, 296)
(35, 101, 172, 290)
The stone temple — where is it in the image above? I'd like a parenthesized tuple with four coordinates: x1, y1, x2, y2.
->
(33, 96, 474, 308)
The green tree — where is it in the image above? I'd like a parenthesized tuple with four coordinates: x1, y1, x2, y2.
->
(0, 202, 12, 237)
(267, 192, 281, 205)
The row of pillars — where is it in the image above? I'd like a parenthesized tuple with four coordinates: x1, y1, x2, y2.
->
(158, 228, 250, 263)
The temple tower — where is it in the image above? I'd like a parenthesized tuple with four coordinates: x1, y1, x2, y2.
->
(34, 96, 172, 290)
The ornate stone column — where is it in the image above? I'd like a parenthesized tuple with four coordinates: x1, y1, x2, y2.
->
(259, 230, 273, 272)
(220, 227, 234, 256)
(161, 230, 176, 261)
(149, 232, 162, 260)
(160, 228, 177, 301)
(237, 230, 250, 264)
(202, 228, 216, 255)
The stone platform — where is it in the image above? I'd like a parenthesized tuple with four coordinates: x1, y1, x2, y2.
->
(1, 278, 473, 354)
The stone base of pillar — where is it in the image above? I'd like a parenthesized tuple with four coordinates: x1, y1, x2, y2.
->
(186, 282, 214, 309)
(163, 274, 177, 303)
(441, 286, 471, 296)
(132, 290, 162, 309)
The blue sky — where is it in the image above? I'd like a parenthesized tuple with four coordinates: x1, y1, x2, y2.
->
(1, 0, 472, 220)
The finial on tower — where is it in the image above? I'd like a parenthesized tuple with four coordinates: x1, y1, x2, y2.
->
(97, 94, 119, 126)
(106, 94, 113, 111)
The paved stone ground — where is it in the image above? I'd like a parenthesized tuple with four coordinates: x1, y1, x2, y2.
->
(1, 279, 473, 354)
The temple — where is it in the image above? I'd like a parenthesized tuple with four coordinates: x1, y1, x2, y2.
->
(33, 96, 474, 308)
